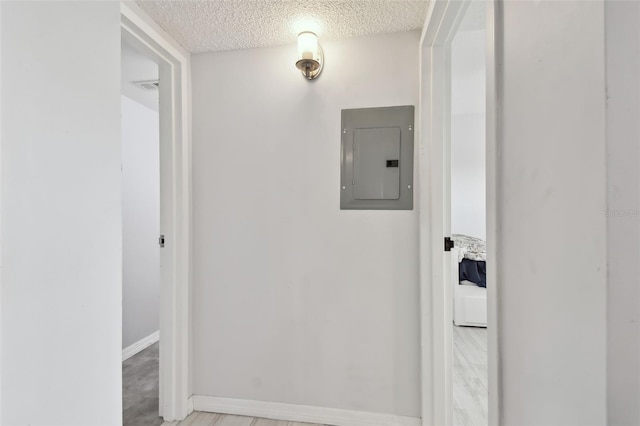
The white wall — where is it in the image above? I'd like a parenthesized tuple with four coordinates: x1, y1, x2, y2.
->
(451, 27, 486, 240)
(498, 1, 607, 424)
(0, 3, 3, 421)
(121, 94, 160, 349)
(191, 32, 420, 417)
(122, 42, 159, 112)
(605, 2, 640, 424)
(0, 2, 122, 424)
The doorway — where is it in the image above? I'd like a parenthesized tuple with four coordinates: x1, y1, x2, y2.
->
(120, 3, 192, 422)
(449, 2, 487, 424)
(419, 0, 499, 425)
(121, 38, 162, 426)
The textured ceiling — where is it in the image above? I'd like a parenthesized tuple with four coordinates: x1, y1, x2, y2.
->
(136, 0, 429, 53)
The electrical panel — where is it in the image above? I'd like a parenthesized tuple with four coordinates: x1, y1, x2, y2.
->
(340, 106, 414, 210)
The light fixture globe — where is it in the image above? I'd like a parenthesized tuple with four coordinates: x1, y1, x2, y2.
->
(295, 31, 323, 80)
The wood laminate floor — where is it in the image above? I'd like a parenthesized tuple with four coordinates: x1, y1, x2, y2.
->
(175, 412, 327, 426)
(123, 342, 164, 426)
(453, 325, 488, 426)
(127, 330, 486, 426)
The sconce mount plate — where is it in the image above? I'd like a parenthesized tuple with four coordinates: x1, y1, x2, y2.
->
(296, 45, 324, 80)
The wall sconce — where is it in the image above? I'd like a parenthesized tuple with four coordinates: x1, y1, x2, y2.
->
(295, 31, 323, 80)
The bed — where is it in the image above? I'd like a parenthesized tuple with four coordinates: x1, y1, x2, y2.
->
(450, 235, 487, 327)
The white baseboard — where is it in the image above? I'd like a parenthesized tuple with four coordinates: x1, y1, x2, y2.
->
(192, 395, 421, 426)
(122, 330, 159, 361)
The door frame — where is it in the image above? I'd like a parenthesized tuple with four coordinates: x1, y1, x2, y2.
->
(418, 0, 500, 425)
(121, 2, 192, 422)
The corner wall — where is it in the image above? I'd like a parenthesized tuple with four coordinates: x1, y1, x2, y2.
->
(191, 31, 421, 417)
(0, 2, 122, 424)
(605, 2, 640, 424)
(498, 1, 607, 423)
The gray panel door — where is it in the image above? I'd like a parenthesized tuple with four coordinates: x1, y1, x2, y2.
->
(353, 127, 401, 200)
(340, 105, 414, 210)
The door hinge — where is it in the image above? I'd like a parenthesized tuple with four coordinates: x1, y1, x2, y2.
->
(159, 235, 165, 248)
(444, 237, 454, 252)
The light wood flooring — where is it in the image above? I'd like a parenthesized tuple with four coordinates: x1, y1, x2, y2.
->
(453, 325, 488, 426)
(160, 327, 487, 426)
(174, 412, 326, 426)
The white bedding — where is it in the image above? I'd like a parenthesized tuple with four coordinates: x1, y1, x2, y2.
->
(451, 234, 486, 261)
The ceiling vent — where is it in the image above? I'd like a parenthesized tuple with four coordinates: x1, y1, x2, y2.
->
(133, 79, 159, 91)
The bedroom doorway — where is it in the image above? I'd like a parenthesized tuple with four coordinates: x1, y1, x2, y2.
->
(418, 0, 498, 425)
(448, 1, 488, 424)
(121, 3, 192, 422)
